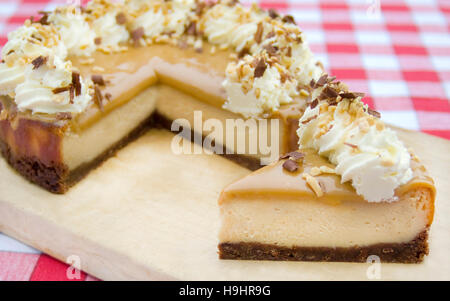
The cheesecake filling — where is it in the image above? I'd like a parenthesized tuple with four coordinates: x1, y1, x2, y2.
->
(219, 189, 431, 248)
(219, 149, 434, 248)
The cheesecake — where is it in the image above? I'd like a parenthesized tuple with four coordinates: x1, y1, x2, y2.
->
(0, 0, 321, 193)
(218, 150, 435, 263)
(218, 82, 436, 263)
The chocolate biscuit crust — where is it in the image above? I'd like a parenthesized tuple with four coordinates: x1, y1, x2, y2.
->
(218, 230, 429, 263)
(0, 139, 68, 193)
(0, 114, 157, 194)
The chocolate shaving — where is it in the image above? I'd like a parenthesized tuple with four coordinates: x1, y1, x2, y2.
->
(238, 47, 249, 58)
(327, 76, 336, 83)
(286, 46, 292, 57)
(368, 108, 381, 118)
(280, 151, 305, 160)
(71, 72, 81, 96)
(282, 15, 296, 24)
(186, 22, 197, 36)
(93, 86, 103, 111)
(301, 115, 318, 124)
(69, 86, 74, 104)
(315, 74, 328, 87)
(115, 12, 127, 25)
(309, 79, 316, 88)
(344, 142, 358, 149)
(105, 93, 112, 101)
(254, 22, 263, 44)
(131, 27, 144, 46)
(31, 56, 47, 70)
(282, 159, 298, 172)
(323, 86, 338, 98)
(268, 9, 279, 19)
(310, 99, 318, 109)
(253, 58, 267, 78)
(264, 44, 278, 56)
(339, 92, 365, 99)
(327, 99, 338, 106)
(52, 86, 70, 94)
(38, 13, 49, 25)
(91, 74, 105, 86)
(94, 37, 102, 45)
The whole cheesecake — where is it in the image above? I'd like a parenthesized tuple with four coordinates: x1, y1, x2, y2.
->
(0, 0, 319, 193)
(0, 0, 435, 263)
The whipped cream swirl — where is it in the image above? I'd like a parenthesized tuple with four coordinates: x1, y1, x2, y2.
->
(0, 21, 93, 114)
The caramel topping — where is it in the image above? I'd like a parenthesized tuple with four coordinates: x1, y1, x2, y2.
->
(221, 148, 435, 203)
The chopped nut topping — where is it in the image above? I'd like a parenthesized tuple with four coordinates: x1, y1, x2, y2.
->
(115, 12, 127, 25)
(187, 22, 197, 36)
(71, 72, 81, 96)
(254, 22, 263, 44)
(302, 173, 323, 197)
(94, 37, 102, 45)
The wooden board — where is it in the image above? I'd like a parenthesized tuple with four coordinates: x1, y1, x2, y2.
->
(0, 128, 449, 280)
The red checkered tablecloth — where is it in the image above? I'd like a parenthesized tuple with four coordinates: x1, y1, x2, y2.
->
(0, 0, 449, 281)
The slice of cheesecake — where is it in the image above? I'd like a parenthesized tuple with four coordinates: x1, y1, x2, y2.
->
(218, 81, 436, 263)
(218, 149, 435, 263)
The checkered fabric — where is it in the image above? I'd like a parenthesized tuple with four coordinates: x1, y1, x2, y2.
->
(0, 0, 449, 281)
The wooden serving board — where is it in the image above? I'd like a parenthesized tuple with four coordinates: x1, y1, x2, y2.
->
(0, 128, 449, 280)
